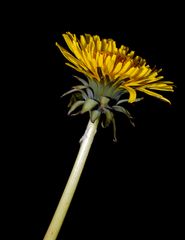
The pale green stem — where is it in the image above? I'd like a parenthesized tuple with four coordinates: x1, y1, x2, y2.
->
(43, 118, 99, 240)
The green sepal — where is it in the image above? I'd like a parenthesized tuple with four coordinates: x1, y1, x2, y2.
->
(86, 88, 94, 99)
(67, 94, 77, 108)
(73, 75, 89, 86)
(67, 93, 83, 108)
(112, 77, 129, 88)
(72, 85, 87, 90)
(90, 110, 101, 123)
(100, 96, 110, 107)
(103, 109, 114, 128)
(134, 97, 144, 102)
(88, 78, 99, 99)
(112, 105, 131, 116)
(116, 99, 129, 105)
(68, 100, 85, 115)
(61, 86, 87, 98)
(81, 98, 99, 114)
(112, 117, 117, 142)
(112, 105, 135, 126)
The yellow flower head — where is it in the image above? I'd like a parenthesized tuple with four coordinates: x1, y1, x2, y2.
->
(56, 32, 174, 104)
(56, 32, 174, 141)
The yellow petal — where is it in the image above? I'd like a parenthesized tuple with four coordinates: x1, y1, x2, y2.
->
(119, 60, 132, 75)
(123, 86, 137, 103)
(143, 68, 152, 77)
(107, 40, 113, 52)
(129, 67, 140, 77)
(82, 50, 93, 70)
(96, 39, 102, 51)
(113, 62, 123, 74)
(125, 66, 136, 75)
(95, 51, 100, 62)
(112, 41, 117, 53)
(62, 34, 83, 61)
(73, 44, 83, 60)
(56, 43, 84, 69)
(93, 35, 100, 42)
(135, 75, 164, 85)
(127, 51, 135, 58)
(138, 87, 171, 103)
(146, 76, 164, 83)
(119, 45, 127, 55)
(85, 51, 97, 74)
(145, 83, 174, 91)
(91, 58, 97, 71)
(105, 55, 112, 73)
(65, 63, 93, 79)
(102, 39, 108, 51)
(80, 35, 86, 48)
(98, 54, 104, 68)
(87, 41, 94, 58)
(62, 33, 75, 53)
(85, 34, 93, 44)
(148, 71, 158, 78)
(66, 32, 76, 41)
(108, 54, 117, 73)
(136, 66, 150, 78)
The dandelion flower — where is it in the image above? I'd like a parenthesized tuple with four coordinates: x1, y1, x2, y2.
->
(44, 32, 174, 240)
(56, 32, 174, 139)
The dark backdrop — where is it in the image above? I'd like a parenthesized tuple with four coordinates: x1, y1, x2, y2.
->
(5, 2, 183, 240)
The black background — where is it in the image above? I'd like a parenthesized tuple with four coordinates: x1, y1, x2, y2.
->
(4, 1, 184, 240)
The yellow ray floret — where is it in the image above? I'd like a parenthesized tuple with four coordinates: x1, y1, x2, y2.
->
(56, 32, 174, 103)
